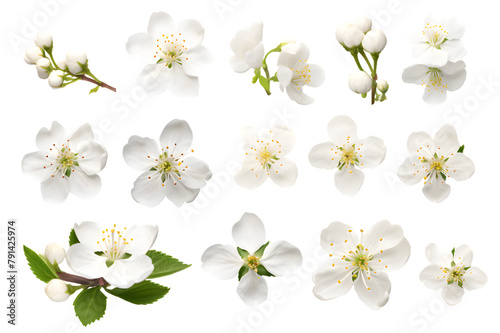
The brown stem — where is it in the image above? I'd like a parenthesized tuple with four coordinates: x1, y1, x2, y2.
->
(81, 74, 117, 92)
(58, 272, 108, 287)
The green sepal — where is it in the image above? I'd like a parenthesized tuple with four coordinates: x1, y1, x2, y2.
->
(458, 280, 464, 288)
(65, 168, 72, 177)
(161, 173, 166, 184)
(256, 264, 275, 278)
(149, 167, 157, 171)
(105, 280, 170, 305)
(237, 247, 250, 259)
(464, 266, 471, 271)
(451, 261, 456, 267)
(433, 152, 439, 159)
(352, 274, 358, 282)
(238, 265, 250, 281)
(145, 250, 191, 279)
(23, 245, 59, 283)
(69, 228, 80, 246)
(457, 145, 465, 153)
(258, 76, 271, 95)
(254, 241, 270, 258)
(440, 172, 447, 181)
(73, 287, 107, 326)
(451, 247, 456, 257)
(89, 85, 100, 94)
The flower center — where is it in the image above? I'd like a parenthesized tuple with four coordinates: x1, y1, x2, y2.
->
(444, 265, 466, 287)
(50, 142, 79, 178)
(422, 68, 447, 93)
(255, 145, 280, 171)
(246, 255, 260, 272)
(155, 33, 188, 68)
(96, 224, 133, 262)
(422, 23, 448, 47)
(291, 59, 311, 88)
(337, 143, 359, 171)
(422, 152, 449, 182)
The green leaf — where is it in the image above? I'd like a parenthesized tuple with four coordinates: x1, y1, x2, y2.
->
(451, 247, 455, 257)
(146, 250, 191, 279)
(237, 247, 250, 260)
(23, 245, 58, 283)
(105, 280, 169, 305)
(238, 265, 249, 281)
(89, 85, 100, 94)
(457, 145, 465, 153)
(69, 229, 80, 246)
(73, 287, 107, 326)
(254, 241, 270, 258)
(256, 264, 275, 278)
(258, 76, 271, 94)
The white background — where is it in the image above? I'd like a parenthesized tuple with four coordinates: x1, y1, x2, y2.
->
(1, 0, 499, 332)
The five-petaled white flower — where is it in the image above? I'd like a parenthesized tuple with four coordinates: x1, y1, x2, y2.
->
(126, 12, 210, 97)
(309, 116, 386, 196)
(402, 61, 466, 105)
(411, 14, 466, 67)
(22, 121, 107, 203)
(229, 22, 264, 73)
(277, 42, 325, 105)
(66, 221, 158, 289)
(420, 244, 487, 305)
(201, 213, 302, 306)
(234, 126, 298, 189)
(398, 125, 474, 203)
(123, 119, 212, 207)
(313, 220, 410, 309)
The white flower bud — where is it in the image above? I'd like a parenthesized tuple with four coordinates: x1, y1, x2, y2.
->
(348, 71, 373, 94)
(36, 58, 51, 79)
(353, 17, 372, 33)
(377, 80, 389, 93)
(335, 22, 351, 44)
(35, 32, 53, 49)
(45, 279, 69, 302)
(343, 25, 365, 48)
(56, 59, 68, 71)
(45, 243, 66, 264)
(362, 29, 387, 54)
(65, 50, 87, 75)
(24, 46, 44, 64)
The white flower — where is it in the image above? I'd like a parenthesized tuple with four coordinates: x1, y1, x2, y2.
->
(353, 17, 372, 33)
(362, 29, 387, 54)
(313, 220, 410, 309)
(22, 121, 108, 203)
(45, 279, 70, 302)
(201, 213, 302, 306)
(48, 70, 64, 87)
(348, 71, 373, 94)
(45, 243, 66, 265)
(276, 43, 325, 105)
(229, 22, 264, 73)
(65, 50, 87, 75)
(24, 46, 44, 64)
(397, 125, 474, 203)
(420, 244, 487, 305)
(35, 32, 53, 49)
(36, 58, 51, 79)
(402, 61, 466, 105)
(66, 221, 158, 289)
(336, 23, 365, 48)
(234, 127, 298, 189)
(411, 14, 466, 67)
(309, 116, 386, 196)
(123, 119, 211, 207)
(126, 12, 210, 97)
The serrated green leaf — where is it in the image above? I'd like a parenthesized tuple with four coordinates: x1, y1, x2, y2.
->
(73, 287, 107, 326)
(237, 247, 250, 260)
(69, 229, 80, 246)
(89, 85, 100, 94)
(146, 250, 190, 279)
(238, 265, 249, 281)
(23, 245, 58, 283)
(457, 145, 465, 153)
(256, 264, 275, 278)
(105, 280, 169, 305)
(254, 241, 270, 258)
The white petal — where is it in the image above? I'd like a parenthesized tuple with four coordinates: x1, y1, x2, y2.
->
(178, 156, 211, 189)
(159, 119, 193, 154)
(442, 16, 465, 40)
(440, 60, 466, 75)
(125, 33, 156, 63)
(36, 121, 66, 151)
(234, 157, 267, 189)
(423, 86, 447, 105)
(69, 124, 94, 149)
(364, 220, 405, 252)
(237, 270, 268, 306)
(357, 136, 386, 169)
(74, 221, 106, 251)
(441, 284, 464, 305)
(309, 142, 340, 170)
(442, 67, 466, 92)
(201, 244, 242, 280)
(425, 243, 452, 266)
(271, 126, 296, 155)
(285, 85, 314, 105)
(137, 64, 170, 93)
(77, 142, 107, 176)
(69, 169, 101, 198)
(446, 154, 475, 181)
(407, 131, 434, 153)
(123, 136, 160, 171)
(334, 168, 364, 197)
(165, 65, 199, 98)
(464, 267, 487, 290)
(232, 213, 266, 254)
(260, 241, 302, 276)
(419, 264, 448, 290)
(410, 42, 431, 59)
(422, 179, 451, 203)
(182, 46, 211, 77)
(231, 21, 263, 55)
(22, 152, 56, 182)
(268, 158, 298, 187)
(147, 12, 174, 37)
(327, 115, 358, 144)
(163, 176, 200, 206)
(277, 66, 293, 89)
(354, 271, 391, 309)
(402, 64, 428, 84)
(440, 39, 467, 62)
(177, 19, 205, 49)
(371, 238, 410, 271)
(41, 174, 70, 203)
(244, 43, 264, 69)
(278, 43, 310, 68)
(434, 124, 460, 156)
(319, 221, 358, 256)
(397, 155, 425, 185)
(312, 258, 354, 301)
(124, 225, 159, 255)
(131, 171, 165, 207)
(66, 243, 108, 278)
(307, 64, 325, 87)
(229, 55, 251, 73)
(453, 245, 472, 267)
(104, 255, 154, 289)
(417, 47, 448, 67)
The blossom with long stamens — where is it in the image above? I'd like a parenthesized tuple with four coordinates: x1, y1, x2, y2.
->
(123, 119, 212, 207)
(313, 220, 410, 309)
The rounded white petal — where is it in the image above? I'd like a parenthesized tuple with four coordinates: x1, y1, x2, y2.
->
(442, 16, 465, 40)
(48, 70, 64, 87)
(65, 50, 87, 75)
(45, 280, 69, 302)
(309, 142, 339, 170)
(364, 220, 405, 252)
(147, 12, 174, 37)
(423, 87, 447, 105)
(407, 131, 435, 153)
(260, 241, 302, 276)
(178, 156, 212, 189)
(69, 169, 101, 198)
(307, 64, 325, 87)
(234, 157, 268, 190)
(41, 175, 71, 203)
(417, 47, 448, 67)
(176, 19, 205, 49)
(397, 155, 425, 185)
(76, 142, 108, 176)
(137, 63, 170, 93)
(410, 41, 431, 59)
(446, 154, 474, 181)
(230, 22, 263, 56)
(348, 71, 372, 94)
(131, 171, 165, 207)
(45, 243, 66, 265)
(464, 267, 487, 291)
(453, 245, 473, 267)
(244, 43, 264, 69)
(278, 43, 310, 69)
(22, 151, 56, 182)
(66, 243, 109, 278)
(124, 225, 159, 255)
(163, 176, 200, 206)
(357, 136, 386, 169)
(371, 238, 410, 271)
(319, 221, 358, 255)
(327, 115, 358, 144)
(422, 179, 451, 203)
(354, 271, 391, 309)
(334, 168, 365, 197)
(182, 46, 211, 77)
(434, 124, 460, 155)
(441, 284, 464, 305)
(229, 54, 250, 73)
(268, 158, 298, 187)
(159, 119, 193, 154)
(277, 66, 293, 88)
(271, 126, 296, 155)
(402, 64, 428, 84)
(343, 25, 365, 48)
(232, 213, 266, 254)
(123, 136, 160, 171)
(313, 258, 354, 300)
(126, 32, 156, 63)
(237, 269, 268, 306)
(103, 255, 154, 289)
(362, 29, 387, 53)
(36, 121, 66, 151)
(440, 39, 467, 62)
(425, 243, 452, 266)
(74, 221, 106, 251)
(335, 22, 351, 44)
(201, 244, 242, 280)
(25, 46, 43, 64)
(419, 264, 448, 290)
(442, 67, 466, 92)
(164, 65, 199, 98)
(285, 85, 314, 105)
(68, 123, 93, 148)
(353, 17, 372, 33)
